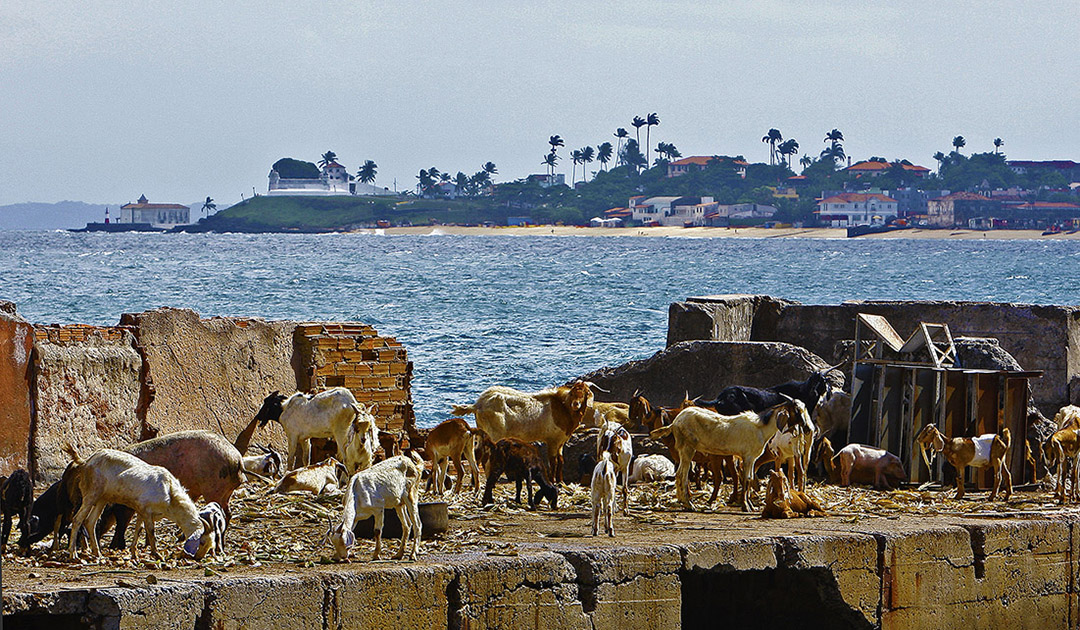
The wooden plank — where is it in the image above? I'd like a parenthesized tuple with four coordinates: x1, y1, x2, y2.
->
(857, 313, 905, 353)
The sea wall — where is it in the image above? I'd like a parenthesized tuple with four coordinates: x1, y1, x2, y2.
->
(667, 294, 1080, 415)
(5, 516, 1077, 629)
(0, 304, 414, 480)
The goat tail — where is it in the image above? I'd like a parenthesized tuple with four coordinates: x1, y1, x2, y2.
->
(649, 425, 673, 440)
(451, 403, 476, 417)
(62, 443, 84, 466)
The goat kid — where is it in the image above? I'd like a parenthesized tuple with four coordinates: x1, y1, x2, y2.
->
(761, 469, 826, 519)
(596, 421, 633, 515)
(424, 417, 482, 497)
(195, 502, 228, 558)
(1, 469, 34, 552)
(27, 460, 85, 553)
(241, 445, 283, 479)
(627, 454, 676, 483)
(272, 458, 349, 495)
(916, 424, 1012, 501)
(591, 452, 617, 536)
(329, 453, 424, 562)
(480, 438, 559, 510)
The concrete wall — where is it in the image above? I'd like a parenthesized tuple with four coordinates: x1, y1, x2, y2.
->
(7, 517, 1078, 629)
(668, 294, 1080, 414)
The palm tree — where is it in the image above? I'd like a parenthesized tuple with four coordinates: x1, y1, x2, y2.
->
(482, 161, 498, 178)
(613, 128, 628, 165)
(549, 135, 564, 153)
(799, 155, 813, 169)
(645, 113, 660, 166)
(439, 172, 451, 183)
(570, 149, 583, 184)
(631, 116, 646, 147)
(455, 172, 469, 197)
(201, 196, 216, 217)
(777, 139, 799, 167)
(820, 144, 846, 168)
(824, 129, 844, 145)
(357, 160, 378, 186)
(416, 169, 434, 195)
(581, 146, 595, 181)
(952, 135, 966, 153)
(542, 152, 558, 178)
(933, 151, 946, 171)
(762, 128, 783, 165)
(428, 167, 441, 182)
(621, 139, 647, 172)
(597, 142, 613, 171)
(318, 151, 338, 167)
(993, 138, 1004, 154)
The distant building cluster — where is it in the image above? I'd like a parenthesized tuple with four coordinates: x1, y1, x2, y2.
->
(268, 159, 394, 197)
(117, 195, 189, 228)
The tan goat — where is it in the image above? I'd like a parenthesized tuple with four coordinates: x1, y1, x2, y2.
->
(915, 424, 1012, 500)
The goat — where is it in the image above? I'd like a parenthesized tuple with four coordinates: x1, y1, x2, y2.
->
(916, 424, 1012, 500)
(1, 469, 34, 552)
(754, 420, 817, 493)
(762, 469, 826, 519)
(1054, 405, 1080, 430)
(329, 453, 424, 562)
(273, 458, 349, 495)
(593, 401, 631, 428)
(452, 381, 600, 483)
(591, 452, 617, 537)
(26, 460, 84, 553)
(627, 454, 676, 483)
(651, 396, 814, 512)
(256, 388, 378, 473)
(699, 366, 842, 418)
(195, 502, 228, 559)
(1042, 424, 1080, 504)
(628, 393, 680, 434)
(241, 445, 284, 479)
(818, 438, 906, 490)
(813, 388, 852, 445)
(596, 421, 633, 515)
(424, 418, 482, 497)
(480, 438, 559, 510)
(65, 446, 211, 560)
(378, 430, 406, 461)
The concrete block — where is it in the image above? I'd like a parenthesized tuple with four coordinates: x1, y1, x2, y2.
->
(31, 331, 143, 482)
(0, 311, 34, 475)
(87, 584, 203, 630)
(881, 525, 975, 610)
(559, 546, 682, 626)
(202, 576, 323, 630)
(324, 565, 453, 630)
(778, 533, 881, 624)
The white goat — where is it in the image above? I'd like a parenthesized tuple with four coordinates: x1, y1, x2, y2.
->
(591, 451, 617, 537)
(255, 388, 378, 473)
(757, 422, 817, 493)
(272, 458, 349, 495)
(241, 445, 283, 478)
(65, 447, 210, 560)
(651, 397, 814, 512)
(194, 502, 228, 558)
(627, 454, 675, 483)
(329, 453, 424, 561)
(596, 421, 633, 515)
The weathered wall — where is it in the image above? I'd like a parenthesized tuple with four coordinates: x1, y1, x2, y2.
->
(31, 325, 143, 482)
(119, 308, 299, 449)
(0, 310, 34, 475)
(669, 295, 1080, 414)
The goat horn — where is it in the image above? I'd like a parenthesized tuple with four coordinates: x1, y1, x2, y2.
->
(583, 381, 609, 393)
(819, 362, 845, 374)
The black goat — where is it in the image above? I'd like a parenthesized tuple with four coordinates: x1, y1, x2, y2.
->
(480, 438, 559, 510)
(1, 469, 35, 551)
(26, 461, 84, 552)
(700, 368, 841, 416)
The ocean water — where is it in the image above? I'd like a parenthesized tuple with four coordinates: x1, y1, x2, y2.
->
(2, 230, 1079, 427)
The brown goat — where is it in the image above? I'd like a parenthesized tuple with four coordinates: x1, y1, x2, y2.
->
(915, 424, 1012, 500)
(424, 418, 482, 496)
(1043, 425, 1080, 504)
(479, 438, 559, 510)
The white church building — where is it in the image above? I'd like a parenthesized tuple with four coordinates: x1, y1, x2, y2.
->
(267, 160, 394, 197)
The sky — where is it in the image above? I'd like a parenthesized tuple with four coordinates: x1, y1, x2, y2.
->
(1, 1, 1077, 207)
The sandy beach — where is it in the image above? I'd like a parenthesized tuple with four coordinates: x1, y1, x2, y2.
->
(382, 225, 1080, 240)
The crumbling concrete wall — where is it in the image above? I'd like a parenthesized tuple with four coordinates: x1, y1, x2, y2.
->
(669, 295, 1080, 415)
(0, 310, 34, 475)
(119, 308, 299, 450)
(31, 325, 143, 482)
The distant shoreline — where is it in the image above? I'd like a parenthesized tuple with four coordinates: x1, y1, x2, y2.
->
(379, 225, 1080, 240)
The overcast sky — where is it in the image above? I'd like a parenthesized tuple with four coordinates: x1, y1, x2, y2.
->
(1, 1, 1077, 206)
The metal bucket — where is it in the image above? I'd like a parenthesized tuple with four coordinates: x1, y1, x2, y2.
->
(353, 502, 448, 540)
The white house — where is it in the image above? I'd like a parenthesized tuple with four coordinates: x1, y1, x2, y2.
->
(631, 196, 702, 225)
(118, 195, 190, 228)
(666, 197, 716, 226)
(268, 160, 394, 196)
(814, 193, 898, 227)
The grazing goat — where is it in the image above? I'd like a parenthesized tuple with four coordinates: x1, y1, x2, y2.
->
(591, 452, 617, 537)
(65, 446, 210, 560)
(1, 469, 34, 552)
(628, 454, 676, 483)
(818, 438, 906, 490)
(916, 424, 1012, 500)
(27, 460, 84, 552)
(273, 458, 349, 495)
(241, 445, 283, 479)
(195, 502, 228, 558)
(596, 421, 633, 515)
(1043, 424, 1080, 504)
(424, 418, 481, 497)
(256, 388, 378, 473)
(329, 453, 424, 562)
(762, 470, 826, 519)
(651, 397, 814, 512)
(453, 381, 599, 483)
(480, 438, 559, 510)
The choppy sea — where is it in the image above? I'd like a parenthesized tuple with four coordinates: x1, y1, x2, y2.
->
(2, 230, 1078, 427)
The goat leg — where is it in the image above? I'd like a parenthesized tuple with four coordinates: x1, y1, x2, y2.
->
(372, 510, 384, 560)
(392, 507, 408, 560)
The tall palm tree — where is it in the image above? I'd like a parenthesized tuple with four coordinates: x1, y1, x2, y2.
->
(454, 172, 469, 197)
(762, 128, 783, 165)
(631, 116, 646, 147)
(613, 128, 628, 165)
(201, 196, 216, 217)
(439, 172, 451, 183)
(318, 151, 338, 167)
(570, 149, 583, 184)
(542, 153, 558, 178)
(581, 146, 595, 181)
(645, 113, 660, 167)
(597, 142, 613, 171)
(993, 138, 1004, 154)
(549, 135, 564, 153)
(952, 136, 966, 153)
(482, 161, 498, 177)
(357, 160, 378, 186)
(428, 167, 441, 181)
(822, 129, 845, 168)
(416, 169, 433, 195)
(824, 129, 844, 145)
(778, 139, 799, 167)
(799, 155, 813, 169)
